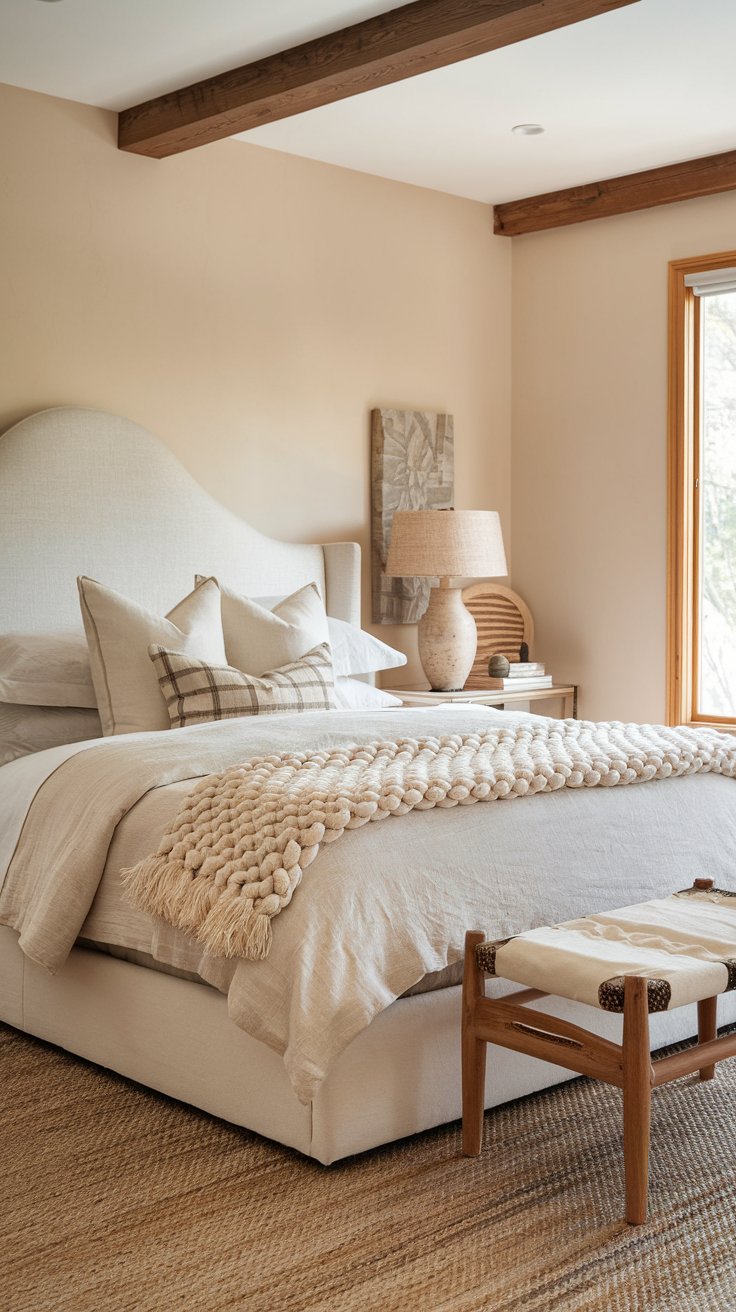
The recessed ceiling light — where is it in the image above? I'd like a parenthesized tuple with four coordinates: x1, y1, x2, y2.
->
(511, 124, 545, 136)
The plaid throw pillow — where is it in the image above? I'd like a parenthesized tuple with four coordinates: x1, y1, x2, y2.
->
(149, 642, 336, 728)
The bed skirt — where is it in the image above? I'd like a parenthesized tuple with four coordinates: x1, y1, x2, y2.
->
(3, 924, 733, 1165)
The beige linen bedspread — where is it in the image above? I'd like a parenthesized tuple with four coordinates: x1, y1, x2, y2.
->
(4, 706, 736, 1102)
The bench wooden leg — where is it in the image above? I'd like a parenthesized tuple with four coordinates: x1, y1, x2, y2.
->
(698, 996, 717, 1081)
(623, 977, 653, 1225)
(462, 930, 487, 1156)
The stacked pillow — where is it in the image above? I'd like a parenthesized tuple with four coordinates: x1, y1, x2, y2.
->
(194, 576, 404, 714)
(150, 641, 337, 728)
(0, 633, 102, 764)
(78, 576, 227, 735)
(0, 576, 406, 761)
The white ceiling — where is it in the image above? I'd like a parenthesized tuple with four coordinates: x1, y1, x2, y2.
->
(2, 0, 736, 204)
(0, 1, 404, 107)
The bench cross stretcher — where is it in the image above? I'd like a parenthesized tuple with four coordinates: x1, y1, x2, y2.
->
(462, 878, 736, 1224)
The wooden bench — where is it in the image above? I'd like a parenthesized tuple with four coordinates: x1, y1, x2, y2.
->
(462, 878, 736, 1224)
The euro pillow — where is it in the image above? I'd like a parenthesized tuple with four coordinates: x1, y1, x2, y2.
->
(149, 642, 335, 729)
(0, 633, 96, 708)
(333, 678, 401, 710)
(196, 578, 329, 675)
(197, 576, 407, 679)
(78, 576, 226, 736)
(0, 703, 102, 764)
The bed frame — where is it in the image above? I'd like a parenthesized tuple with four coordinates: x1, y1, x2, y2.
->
(2, 407, 733, 1164)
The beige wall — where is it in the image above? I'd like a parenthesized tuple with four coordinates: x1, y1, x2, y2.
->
(12, 77, 732, 718)
(511, 192, 736, 722)
(0, 81, 511, 679)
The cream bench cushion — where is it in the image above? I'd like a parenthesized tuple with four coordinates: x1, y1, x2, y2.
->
(477, 886, 736, 1014)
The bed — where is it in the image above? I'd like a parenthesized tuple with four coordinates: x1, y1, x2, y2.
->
(2, 406, 736, 1165)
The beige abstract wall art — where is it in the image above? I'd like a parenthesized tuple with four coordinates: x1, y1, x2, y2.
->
(371, 408, 454, 624)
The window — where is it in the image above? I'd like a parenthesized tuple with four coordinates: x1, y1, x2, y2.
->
(668, 252, 736, 725)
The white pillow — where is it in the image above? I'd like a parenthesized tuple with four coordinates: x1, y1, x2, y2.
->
(0, 633, 96, 708)
(196, 578, 329, 674)
(200, 577, 407, 679)
(333, 678, 402, 710)
(78, 576, 226, 736)
(0, 703, 102, 764)
(325, 617, 407, 679)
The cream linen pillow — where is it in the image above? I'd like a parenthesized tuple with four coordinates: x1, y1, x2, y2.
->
(197, 576, 407, 679)
(149, 642, 335, 728)
(196, 578, 329, 674)
(78, 577, 226, 735)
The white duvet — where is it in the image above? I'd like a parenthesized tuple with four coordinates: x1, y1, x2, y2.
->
(3, 705, 736, 1102)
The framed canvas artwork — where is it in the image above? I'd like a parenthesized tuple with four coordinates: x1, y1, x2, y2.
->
(371, 408, 454, 624)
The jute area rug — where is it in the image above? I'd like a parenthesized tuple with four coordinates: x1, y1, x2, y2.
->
(1, 1024, 734, 1312)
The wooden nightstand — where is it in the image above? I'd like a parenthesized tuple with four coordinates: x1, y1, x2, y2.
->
(384, 684, 578, 718)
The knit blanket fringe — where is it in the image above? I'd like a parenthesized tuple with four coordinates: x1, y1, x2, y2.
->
(121, 720, 736, 961)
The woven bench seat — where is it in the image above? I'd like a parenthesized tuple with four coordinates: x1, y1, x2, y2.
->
(475, 884, 736, 1015)
(461, 878, 736, 1225)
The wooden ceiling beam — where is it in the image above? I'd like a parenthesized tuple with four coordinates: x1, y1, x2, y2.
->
(494, 147, 736, 236)
(118, 0, 639, 159)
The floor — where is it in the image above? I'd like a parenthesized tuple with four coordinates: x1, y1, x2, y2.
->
(2, 1023, 734, 1312)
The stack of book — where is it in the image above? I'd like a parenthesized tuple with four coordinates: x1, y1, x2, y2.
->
(485, 662, 553, 691)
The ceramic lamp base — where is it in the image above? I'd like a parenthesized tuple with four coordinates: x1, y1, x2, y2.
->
(417, 580, 478, 691)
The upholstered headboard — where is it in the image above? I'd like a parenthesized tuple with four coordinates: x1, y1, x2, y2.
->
(0, 407, 361, 632)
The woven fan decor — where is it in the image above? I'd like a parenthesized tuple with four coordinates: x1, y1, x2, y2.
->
(462, 583, 534, 689)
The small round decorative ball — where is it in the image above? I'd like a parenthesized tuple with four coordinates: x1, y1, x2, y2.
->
(488, 654, 510, 678)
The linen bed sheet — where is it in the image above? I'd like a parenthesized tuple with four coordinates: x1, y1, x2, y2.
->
(3, 705, 736, 1103)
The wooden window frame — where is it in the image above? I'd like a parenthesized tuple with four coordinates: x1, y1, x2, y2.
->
(668, 249, 736, 727)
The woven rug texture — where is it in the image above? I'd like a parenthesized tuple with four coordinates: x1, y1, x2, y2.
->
(1, 1023, 734, 1312)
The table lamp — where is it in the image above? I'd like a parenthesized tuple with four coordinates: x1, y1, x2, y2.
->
(384, 509, 507, 691)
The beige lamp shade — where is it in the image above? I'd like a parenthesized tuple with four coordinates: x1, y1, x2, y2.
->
(384, 510, 507, 579)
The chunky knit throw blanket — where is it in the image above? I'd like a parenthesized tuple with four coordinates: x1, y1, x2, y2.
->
(122, 720, 736, 961)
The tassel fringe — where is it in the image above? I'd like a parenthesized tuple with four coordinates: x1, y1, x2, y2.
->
(121, 858, 273, 960)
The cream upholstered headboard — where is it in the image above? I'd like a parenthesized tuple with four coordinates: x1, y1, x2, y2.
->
(0, 407, 361, 632)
